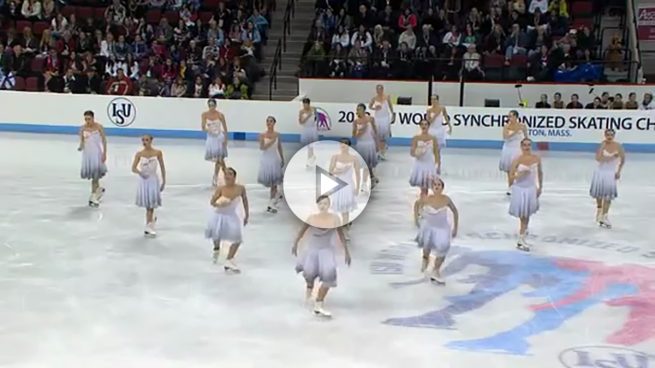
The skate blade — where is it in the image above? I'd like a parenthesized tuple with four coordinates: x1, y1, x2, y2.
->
(144, 232, 156, 238)
(313, 311, 332, 319)
(224, 267, 241, 274)
(516, 244, 530, 252)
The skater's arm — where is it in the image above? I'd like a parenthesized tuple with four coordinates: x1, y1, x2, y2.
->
(240, 185, 249, 224)
(294, 223, 310, 246)
(354, 159, 361, 193)
(201, 112, 207, 131)
(433, 137, 440, 168)
(98, 125, 107, 161)
(521, 122, 528, 138)
(351, 120, 358, 138)
(387, 95, 395, 121)
(447, 196, 459, 237)
(410, 136, 418, 157)
(442, 106, 452, 134)
(131, 152, 141, 175)
(502, 125, 512, 139)
(595, 143, 605, 162)
(157, 150, 166, 189)
(298, 110, 304, 124)
(509, 159, 520, 183)
(277, 136, 284, 166)
(77, 127, 84, 151)
(537, 158, 543, 194)
(219, 113, 228, 142)
(336, 226, 351, 266)
(617, 144, 625, 175)
(329, 155, 337, 174)
(210, 187, 222, 206)
(368, 97, 376, 110)
(258, 133, 266, 150)
(413, 198, 424, 227)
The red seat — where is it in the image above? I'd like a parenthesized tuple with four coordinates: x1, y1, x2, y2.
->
(13, 76, 26, 91)
(146, 9, 162, 24)
(25, 77, 40, 91)
(76, 6, 93, 19)
(483, 53, 505, 68)
(571, 1, 593, 15)
(94, 7, 107, 20)
(30, 57, 46, 73)
(32, 21, 49, 35)
(510, 54, 528, 66)
(60, 6, 76, 17)
(572, 18, 594, 30)
(2, 19, 15, 30)
(164, 11, 180, 24)
(199, 11, 213, 23)
(15, 20, 32, 32)
(203, 0, 221, 9)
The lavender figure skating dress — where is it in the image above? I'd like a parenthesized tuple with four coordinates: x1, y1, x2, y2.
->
(409, 139, 438, 188)
(499, 129, 525, 172)
(205, 197, 243, 244)
(428, 110, 447, 149)
(295, 227, 339, 287)
(205, 119, 228, 161)
(509, 163, 539, 218)
(355, 121, 378, 169)
(300, 110, 318, 145)
(257, 137, 283, 187)
(330, 161, 357, 213)
(417, 206, 452, 257)
(589, 149, 619, 200)
(373, 99, 392, 141)
(136, 156, 161, 209)
(80, 130, 107, 180)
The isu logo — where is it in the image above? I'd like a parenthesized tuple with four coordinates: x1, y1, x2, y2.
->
(559, 346, 655, 368)
(315, 108, 332, 131)
(107, 97, 136, 127)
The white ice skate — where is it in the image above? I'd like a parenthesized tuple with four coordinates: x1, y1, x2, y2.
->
(144, 222, 156, 238)
(224, 259, 241, 274)
(516, 234, 530, 252)
(212, 249, 220, 264)
(595, 208, 602, 224)
(266, 198, 278, 213)
(212, 174, 218, 187)
(343, 227, 351, 241)
(88, 192, 99, 208)
(599, 214, 612, 229)
(306, 155, 316, 169)
(429, 270, 446, 285)
(305, 288, 313, 308)
(313, 301, 332, 318)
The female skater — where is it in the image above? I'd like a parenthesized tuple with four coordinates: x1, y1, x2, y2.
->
(500, 110, 528, 195)
(299, 97, 318, 167)
(426, 95, 451, 173)
(413, 178, 459, 284)
(508, 138, 542, 251)
(77, 110, 107, 207)
(353, 103, 380, 190)
(201, 98, 228, 186)
(131, 134, 166, 237)
(206, 167, 250, 273)
(590, 129, 625, 228)
(293, 195, 351, 318)
(329, 138, 361, 240)
(409, 119, 440, 197)
(258, 116, 285, 213)
(368, 84, 395, 160)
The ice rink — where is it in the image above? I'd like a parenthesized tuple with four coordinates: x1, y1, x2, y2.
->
(0, 132, 653, 368)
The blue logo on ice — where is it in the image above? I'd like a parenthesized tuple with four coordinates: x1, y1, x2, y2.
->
(107, 97, 136, 127)
(559, 346, 655, 368)
(315, 108, 331, 131)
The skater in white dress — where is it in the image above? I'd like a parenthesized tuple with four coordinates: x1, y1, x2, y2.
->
(409, 119, 440, 197)
(413, 178, 459, 284)
(500, 110, 528, 195)
(201, 98, 228, 186)
(258, 116, 285, 213)
(328, 138, 361, 240)
(368, 84, 395, 160)
(299, 97, 318, 167)
(353, 103, 380, 190)
(206, 167, 250, 273)
(293, 195, 351, 318)
(131, 135, 167, 237)
(77, 110, 107, 207)
(508, 138, 543, 251)
(426, 95, 451, 173)
(590, 129, 625, 228)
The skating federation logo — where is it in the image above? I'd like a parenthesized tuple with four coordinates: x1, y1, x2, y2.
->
(315, 108, 331, 131)
(371, 243, 655, 359)
(107, 97, 136, 127)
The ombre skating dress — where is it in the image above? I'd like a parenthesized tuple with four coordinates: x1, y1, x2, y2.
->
(205, 119, 228, 161)
(509, 163, 540, 218)
(409, 139, 438, 189)
(589, 150, 619, 200)
(136, 156, 161, 209)
(80, 130, 107, 180)
(295, 227, 339, 287)
(257, 137, 284, 187)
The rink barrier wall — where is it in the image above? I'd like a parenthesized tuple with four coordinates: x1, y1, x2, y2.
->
(1, 91, 655, 152)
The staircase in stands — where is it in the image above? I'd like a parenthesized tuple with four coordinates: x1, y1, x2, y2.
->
(252, 0, 315, 101)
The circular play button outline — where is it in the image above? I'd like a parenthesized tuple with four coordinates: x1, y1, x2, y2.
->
(283, 140, 371, 229)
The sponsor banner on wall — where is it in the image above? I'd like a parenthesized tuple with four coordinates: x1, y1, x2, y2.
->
(0, 92, 654, 148)
(638, 5, 655, 41)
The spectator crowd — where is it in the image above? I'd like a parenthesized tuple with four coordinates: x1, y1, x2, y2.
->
(0, 0, 273, 99)
(301, 0, 625, 82)
(535, 91, 655, 109)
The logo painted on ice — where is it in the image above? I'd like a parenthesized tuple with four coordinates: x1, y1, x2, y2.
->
(371, 243, 655, 356)
(107, 97, 136, 127)
(315, 108, 332, 131)
(559, 346, 655, 368)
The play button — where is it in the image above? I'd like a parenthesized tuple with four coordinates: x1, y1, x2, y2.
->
(283, 140, 371, 229)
